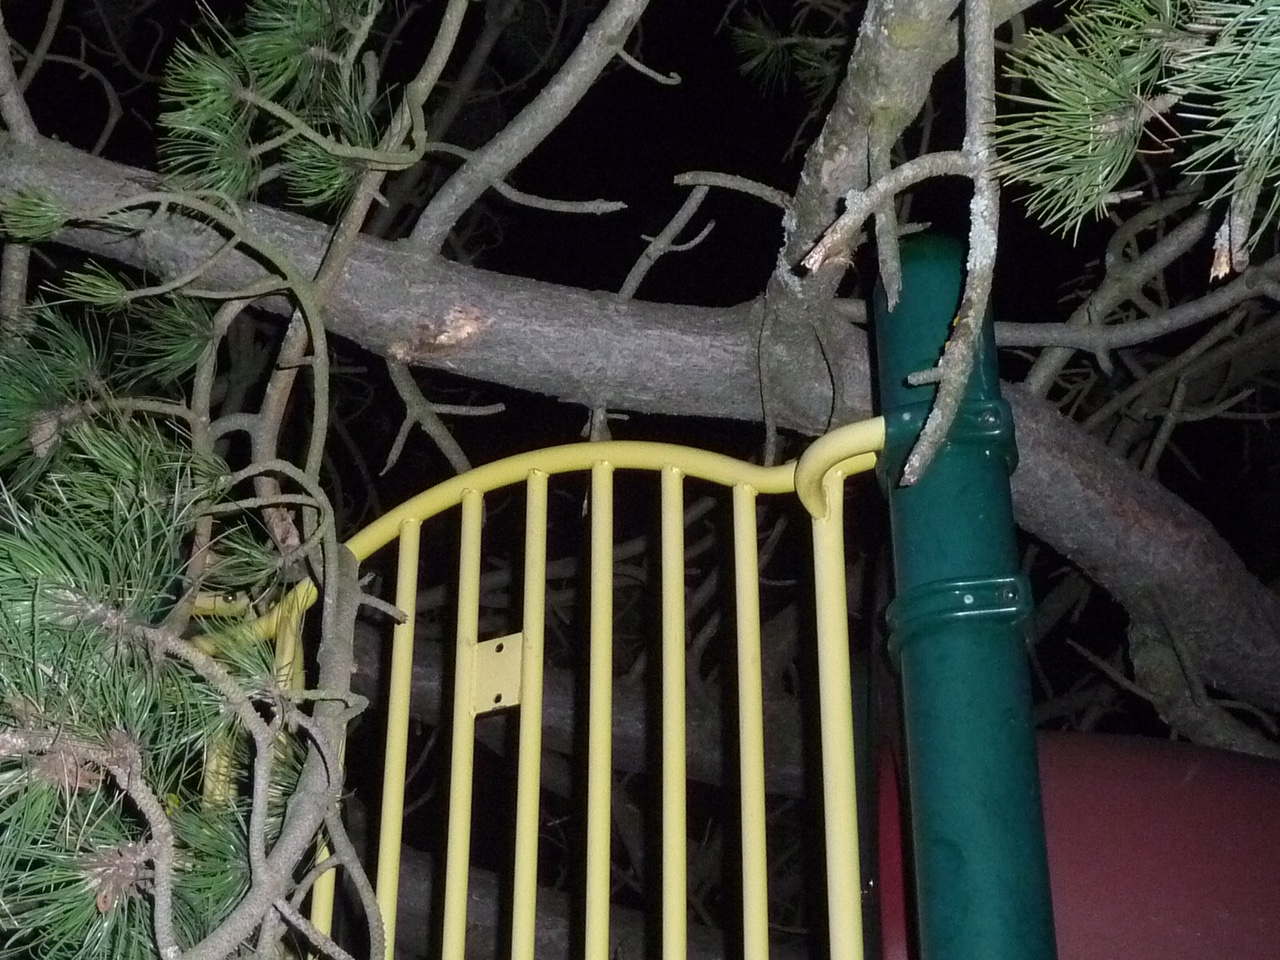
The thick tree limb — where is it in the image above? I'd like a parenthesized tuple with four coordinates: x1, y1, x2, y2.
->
(1006, 385, 1280, 713)
(1, 134, 1278, 719)
(0, 136, 834, 429)
(1125, 610, 1280, 759)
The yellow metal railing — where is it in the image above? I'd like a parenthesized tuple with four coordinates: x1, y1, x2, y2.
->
(267, 415, 885, 960)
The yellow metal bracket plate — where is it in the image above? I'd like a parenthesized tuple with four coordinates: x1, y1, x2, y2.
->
(472, 632, 524, 714)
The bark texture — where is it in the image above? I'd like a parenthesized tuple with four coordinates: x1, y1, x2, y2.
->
(1, 134, 1277, 713)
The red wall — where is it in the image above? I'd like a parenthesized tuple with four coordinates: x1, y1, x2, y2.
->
(878, 732, 1280, 960)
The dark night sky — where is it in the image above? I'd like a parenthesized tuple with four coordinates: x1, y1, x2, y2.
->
(472, 0, 1092, 324)
(482, 1, 814, 303)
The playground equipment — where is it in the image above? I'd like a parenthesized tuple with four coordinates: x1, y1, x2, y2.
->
(876, 731, 1280, 960)
(257, 237, 1280, 960)
(296, 424, 886, 960)
(255, 234, 1058, 960)
(869, 237, 1280, 960)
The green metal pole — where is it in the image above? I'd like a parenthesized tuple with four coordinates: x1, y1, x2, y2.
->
(873, 234, 1056, 960)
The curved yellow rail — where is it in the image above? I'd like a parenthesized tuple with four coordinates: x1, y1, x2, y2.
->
(225, 422, 885, 960)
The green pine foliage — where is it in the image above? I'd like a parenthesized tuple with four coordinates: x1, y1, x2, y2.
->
(1164, 0, 1280, 240)
(0, 311, 292, 960)
(0, 2, 405, 958)
(998, 0, 1280, 250)
(729, 2, 852, 152)
(997, 5, 1169, 238)
(159, 0, 388, 207)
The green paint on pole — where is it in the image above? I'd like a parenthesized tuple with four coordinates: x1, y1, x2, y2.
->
(874, 234, 1057, 960)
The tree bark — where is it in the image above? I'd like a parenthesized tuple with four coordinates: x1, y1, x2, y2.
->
(1, 135, 1277, 714)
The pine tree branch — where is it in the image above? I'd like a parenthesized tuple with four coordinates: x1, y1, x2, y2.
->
(899, 0, 1000, 485)
(273, 900, 358, 960)
(0, 10, 38, 143)
(0, 728, 183, 959)
(411, 0, 651, 251)
(801, 151, 973, 273)
(998, 252, 1280, 352)
(384, 359, 473, 474)
(1019, 203, 1211, 393)
(323, 806, 385, 960)
(182, 548, 360, 960)
(16, 0, 64, 92)
(0, 7, 37, 329)
(249, 0, 470, 563)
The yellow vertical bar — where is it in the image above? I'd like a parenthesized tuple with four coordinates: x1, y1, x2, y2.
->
(305, 849, 332, 942)
(812, 475, 864, 960)
(442, 491, 484, 960)
(585, 461, 614, 960)
(309, 846, 337, 943)
(374, 519, 422, 960)
(732, 484, 770, 960)
(272, 590, 305, 690)
(285, 584, 339, 950)
(308, 738, 346, 942)
(660, 467, 688, 960)
(510, 471, 548, 960)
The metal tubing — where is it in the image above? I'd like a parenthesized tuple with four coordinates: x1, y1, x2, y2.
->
(441, 490, 484, 960)
(874, 234, 1056, 960)
(376, 518, 423, 960)
(732, 484, 770, 960)
(661, 467, 689, 960)
(585, 462, 614, 960)
(810, 472, 865, 960)
(511, 471, 548, 960)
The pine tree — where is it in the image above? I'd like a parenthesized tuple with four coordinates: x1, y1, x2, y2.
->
(0, 2, 414, 957)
